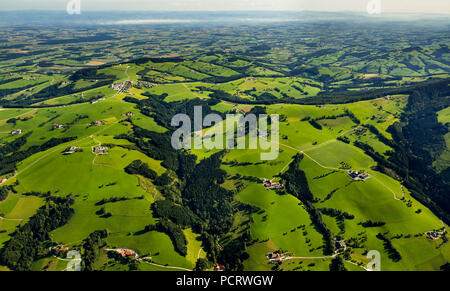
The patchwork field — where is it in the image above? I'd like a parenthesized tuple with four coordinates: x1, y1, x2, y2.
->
(0, 35, 448, 271)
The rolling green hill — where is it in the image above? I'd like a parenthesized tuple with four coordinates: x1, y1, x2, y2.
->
(0, 18, 449, 271)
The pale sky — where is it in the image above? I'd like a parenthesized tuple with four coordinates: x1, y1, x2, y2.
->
(1, 0, 449, 14)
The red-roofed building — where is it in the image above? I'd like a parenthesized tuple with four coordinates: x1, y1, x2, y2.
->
(117, 248, 138, 259)
(91, 121, 104, 126)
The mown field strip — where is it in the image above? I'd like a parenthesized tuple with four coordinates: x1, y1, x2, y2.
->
(0, 108, 38, 123)
(0, 216, 27, 221)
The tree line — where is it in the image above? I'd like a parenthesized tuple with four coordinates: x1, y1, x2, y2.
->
(0, 196, 75, 271)
(282, 154, 335, 255)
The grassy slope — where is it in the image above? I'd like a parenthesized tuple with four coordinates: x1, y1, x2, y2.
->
(434, 107, 450, 173)
(0, 59, 448, 271)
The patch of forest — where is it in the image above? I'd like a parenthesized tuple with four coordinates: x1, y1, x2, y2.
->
(386, 80, 450, 224)
(0, 196, 75, 271)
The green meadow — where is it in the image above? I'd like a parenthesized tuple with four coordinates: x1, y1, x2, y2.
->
(0, 55, 448, 271)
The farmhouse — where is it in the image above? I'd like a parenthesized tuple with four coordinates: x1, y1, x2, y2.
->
(126, 112, 133, 117)
(335, 240, 346, 250)
(109, 248, 139, 259)
(348, 170, 370, 181)
(93, 146, 108, 155)
(91, 121, 104, 126)
(10, 129, 22, 135)
(120, 249, 138, 258)
(64, 146, 80, 155)
(426, 231, 441, 240)
(267, 253, 281, 262)
(266, 251, 285, 263)
(50, 245, 69, 254)
(54, 123, 64, 129)
(261, 178, 284, 190)
(0, 178, 7, 184)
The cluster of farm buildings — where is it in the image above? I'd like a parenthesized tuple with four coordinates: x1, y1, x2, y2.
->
(115, 248, 139, 259)
(91, 120, 104, 126)
(348, 170, 370, 181)
(335, 239, 346, 250)
(261, 178, 284, 191)
(266, 251, 286, 263)
(50, 245, 69, 254)
(426, 231, 442, 240)
(64, 146, 80, 155)
(93, 146, 108, 155)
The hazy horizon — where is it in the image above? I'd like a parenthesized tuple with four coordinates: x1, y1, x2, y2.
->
(1, 10, 449, 26)
(1, 10, 449, 15)
(1, 0, 449, 14)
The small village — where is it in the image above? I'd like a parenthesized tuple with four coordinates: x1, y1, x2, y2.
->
(111, 81, 132, 93)
(260, 178, 284, 191)
(347, 170, 370, 181)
